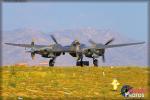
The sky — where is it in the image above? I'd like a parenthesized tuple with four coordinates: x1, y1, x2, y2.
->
(2, 2, 148, 41)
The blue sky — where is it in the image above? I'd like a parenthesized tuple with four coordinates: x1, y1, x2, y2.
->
(3, 2, 148, 41)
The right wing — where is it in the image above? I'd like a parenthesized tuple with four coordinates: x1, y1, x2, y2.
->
(96, 42, 145, 49)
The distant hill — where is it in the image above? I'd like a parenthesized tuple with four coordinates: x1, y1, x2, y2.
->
(2, 28, 147, 66)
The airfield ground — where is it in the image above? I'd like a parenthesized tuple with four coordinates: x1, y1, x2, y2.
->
(0, 66, 149, 99)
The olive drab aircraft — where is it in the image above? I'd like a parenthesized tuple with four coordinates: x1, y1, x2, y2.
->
(5, 35, 145, 67)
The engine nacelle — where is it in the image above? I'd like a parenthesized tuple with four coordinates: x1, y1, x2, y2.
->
(84, 49, 105, 58)
(84, 49, 93, 58)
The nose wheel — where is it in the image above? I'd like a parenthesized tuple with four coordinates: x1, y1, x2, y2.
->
(49, 58, 56, 67)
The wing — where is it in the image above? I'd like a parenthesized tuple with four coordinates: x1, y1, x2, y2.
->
(82, 42, 145, 56)
(96, 42, 145, 49)
(5, 43, 50, 49)
(5, 43, 68, 53)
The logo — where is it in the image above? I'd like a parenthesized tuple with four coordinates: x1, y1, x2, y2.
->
(121, 85, 145, 98)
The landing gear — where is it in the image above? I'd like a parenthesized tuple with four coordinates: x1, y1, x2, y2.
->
(49, 58, 56, 67)
(76, 61, 82, 66)
(76, 61, 89, 66)
(93, 58, 98, 67)
(76, 57, 89, 67)
(83, 61, 89, 66)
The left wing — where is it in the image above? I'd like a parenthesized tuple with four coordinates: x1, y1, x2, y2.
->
(5, 43, 67, 53)
(5, 43, 50, 49)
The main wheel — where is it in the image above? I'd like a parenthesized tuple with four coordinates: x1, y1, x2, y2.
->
(93, 59, 98, 67)
(49, 59, 54, 67)
(76, 61, 83, 66)
(83, 61, 89, 66)
(76, 61, 80, 66)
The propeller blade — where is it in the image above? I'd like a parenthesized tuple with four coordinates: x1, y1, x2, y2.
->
(89, 39, 96, 45)
(31, 38, 35, 46)
(102, 55, 105, 63)
(105, 38, 115, 45)
(25, 50, 32, 53)
(50, 35, 58, 44)
(26, 50, 35, 60)
(31, 52, 35, 60)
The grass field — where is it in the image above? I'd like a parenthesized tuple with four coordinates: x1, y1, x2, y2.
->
(1, 66, 149, 100)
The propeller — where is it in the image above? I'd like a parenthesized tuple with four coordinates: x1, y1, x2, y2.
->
(26, 50, 35, 60)
(88, 38, 115, 63)
(102, 38, 114, 62)
(50, 34, 66, 56)
(26, 39, 36, 60)
(31, 38, 36, 59)
(31, 52, 35, 60)
(50, 35, 58, 44)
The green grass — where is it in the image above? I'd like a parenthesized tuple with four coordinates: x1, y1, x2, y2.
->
(1, 66, 149, 99)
